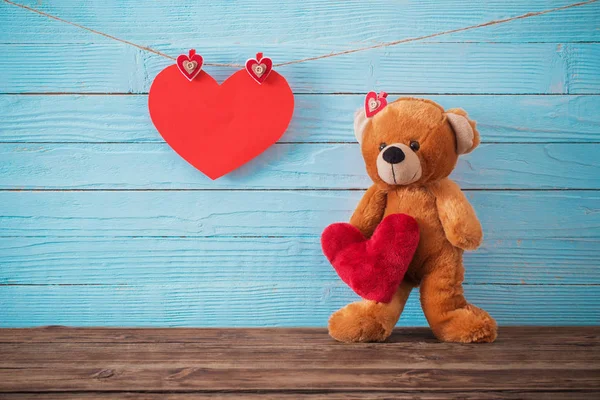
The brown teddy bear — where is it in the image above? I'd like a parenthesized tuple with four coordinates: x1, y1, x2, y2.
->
(327, 96, 498, 343)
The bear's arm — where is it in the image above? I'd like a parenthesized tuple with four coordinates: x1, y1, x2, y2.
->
(349, 184, 388, 238)
(430, 178, 483, 250)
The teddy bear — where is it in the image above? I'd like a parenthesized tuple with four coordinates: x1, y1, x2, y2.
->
(326, 96, 497, 344)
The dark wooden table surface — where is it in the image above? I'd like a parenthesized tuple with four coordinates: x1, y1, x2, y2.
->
(0, 326, 598, 399)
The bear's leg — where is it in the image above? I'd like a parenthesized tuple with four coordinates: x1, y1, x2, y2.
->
(419, 253, 497, 343)
(328, 280, 413, 342)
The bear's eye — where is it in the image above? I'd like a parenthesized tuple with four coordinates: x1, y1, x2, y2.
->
(410, 141, 420, 151)
(379, 143, 387, 151)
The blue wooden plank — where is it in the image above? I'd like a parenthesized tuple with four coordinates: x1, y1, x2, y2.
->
(0, 283, 597, 327)
(569, 44, 600, 94)
(2, 43, 598, 94)
(0, 237, 597, 286)
(2, 0, 598, 43)
(0, 143, 598, 190)
(1, 0, 599, 330)
(0, 191, 597, 239)
(2, 95, 599, 143)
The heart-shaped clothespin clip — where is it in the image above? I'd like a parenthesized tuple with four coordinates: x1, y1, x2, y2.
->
(245, 52, 273, 84)
(364, 91, 388, 118)
(177, 49, 204, 81)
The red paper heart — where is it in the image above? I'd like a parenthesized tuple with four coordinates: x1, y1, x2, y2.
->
(321, 214, 419, 303)
(364, 91, 388, 118)
(176, 50, 204, 81)
(148, 64, 294, 179)
(245, 53, 273, 84)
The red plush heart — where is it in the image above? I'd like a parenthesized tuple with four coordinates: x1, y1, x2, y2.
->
(148, 64, 294, 180)
(321, 214, 419, 303)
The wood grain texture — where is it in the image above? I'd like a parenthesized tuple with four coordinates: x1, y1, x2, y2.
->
(2, 0, 599, 43)
(1, 326, 597, 344)
(1, 237, 597, 285)
(1, 143, 598, 189)
(3, 332, 600, 368)
(2, 367, 597, 391)
(0, 327, 598, 397)
(1, 0, 599, 330)
(2, 95, 599, 144)
(0, 190, 597, 238)
(2, 43, 599, 94)
(3, 394, 599, 400)
(1, 284, 599, 327)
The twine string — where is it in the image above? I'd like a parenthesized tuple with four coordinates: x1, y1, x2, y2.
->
(3, 0, 598, 68)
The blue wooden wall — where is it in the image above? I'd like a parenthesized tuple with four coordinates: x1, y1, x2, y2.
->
(1, 0, 599, 327)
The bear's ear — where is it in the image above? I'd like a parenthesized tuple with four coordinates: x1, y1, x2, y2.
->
(353, 108, 369, 144)
(445, 108, 480, 155)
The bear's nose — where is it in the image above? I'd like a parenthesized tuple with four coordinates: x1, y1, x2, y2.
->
(382, 146, 405, 164)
